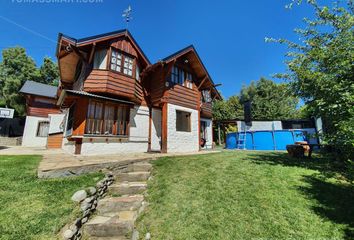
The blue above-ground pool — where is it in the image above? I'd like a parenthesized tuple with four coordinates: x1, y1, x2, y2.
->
(226, 130, 317, 151)
(226, 132, 237, 149)
(253, 131, 274, 150)
(274, 131, 294, 150)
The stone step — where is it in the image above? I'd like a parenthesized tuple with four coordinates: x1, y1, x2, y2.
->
(128, 162, 152, 172)
(84, 211, 137, 238)
(109, 182, 147, 195)
(116, 172, 150, 182)
(97, 196, 144, 214)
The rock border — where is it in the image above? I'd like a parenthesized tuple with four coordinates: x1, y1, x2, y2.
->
(62, 173, 114, 240)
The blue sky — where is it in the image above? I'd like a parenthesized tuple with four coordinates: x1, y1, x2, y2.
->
(0, 0, 316, 98)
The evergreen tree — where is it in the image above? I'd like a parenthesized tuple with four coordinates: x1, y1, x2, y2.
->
(39, 57, 59, 86)
(0, 47, 40, 116)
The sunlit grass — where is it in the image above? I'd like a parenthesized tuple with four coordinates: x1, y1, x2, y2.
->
(0, 155, 103, 240)
(137, 151, 353, 240)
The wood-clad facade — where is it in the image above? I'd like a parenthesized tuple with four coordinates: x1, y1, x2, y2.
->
(20, 29, 221, 154)
(24, 96, 60, 118)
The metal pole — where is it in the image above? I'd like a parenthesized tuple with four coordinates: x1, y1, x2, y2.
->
(218, 122, 221, 145)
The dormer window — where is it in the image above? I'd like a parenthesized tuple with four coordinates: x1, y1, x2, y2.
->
(93, 49, 107, 70)
(123, 56, 133, 76)
(110, 50, 122, 72)
(110, 49, 135, 77)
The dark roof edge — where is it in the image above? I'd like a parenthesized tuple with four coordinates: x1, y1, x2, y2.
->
(57, 29, 151, 65)
(162, 44, 194, 62)
(76, 29, 126, 43)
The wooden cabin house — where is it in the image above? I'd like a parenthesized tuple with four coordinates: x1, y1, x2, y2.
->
(22, 29, 221, 154)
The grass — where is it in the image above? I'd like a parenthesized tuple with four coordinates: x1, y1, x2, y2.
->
(137, 151, 354, 240)
(0, 155, 103, 240)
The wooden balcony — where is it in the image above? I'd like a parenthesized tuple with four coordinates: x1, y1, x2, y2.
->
(200, 102, 212, 118)
(83, 70, 143, 103)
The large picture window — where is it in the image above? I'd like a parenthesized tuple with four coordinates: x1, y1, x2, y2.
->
(110, 49, 134, 77)
(176, 110, 191, 132)
(85, 100, 130, 136)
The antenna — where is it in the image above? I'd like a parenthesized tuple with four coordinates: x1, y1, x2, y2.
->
(122, 5, 133, 29)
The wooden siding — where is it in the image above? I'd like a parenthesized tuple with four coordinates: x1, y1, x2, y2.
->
(25, 96, 60, 118)
(72, 97, 89, 136)
(149, 73, 166, 106)
(168, 84, 199, 110)
(27, 106, 60, 118)
(111, 38, 138, 58)
(84, 70, 144, 103)
(201, 102, 212, 118)
(47, 133, 63, 148)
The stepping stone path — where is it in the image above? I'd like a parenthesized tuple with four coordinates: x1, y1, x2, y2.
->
(83, 161, 152, 240)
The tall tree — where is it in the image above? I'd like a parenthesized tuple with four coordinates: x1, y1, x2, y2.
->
(39, 57, 59, 86)
(239, 78, 299, 120)
(212, 96, 243, 121)
(268, 0, 354, 160)
(0, 47, 40, 115)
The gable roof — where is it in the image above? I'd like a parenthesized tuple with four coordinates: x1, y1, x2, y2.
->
(20, 81, 58, 99)
(162, 45, 221, 99)
(58, 29, 150, 65)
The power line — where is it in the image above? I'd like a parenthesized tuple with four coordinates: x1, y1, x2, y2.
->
(0, 15, 57, 44)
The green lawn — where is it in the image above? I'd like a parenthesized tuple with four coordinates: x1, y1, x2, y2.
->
(137, 151, 354, 240)
(0, 155, 103, 240)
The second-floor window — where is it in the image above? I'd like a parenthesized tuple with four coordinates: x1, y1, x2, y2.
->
(93, 49, 107, 70)
(170, 66, 193, 89)
(110, 50, 122, 72)
(123, 56, 133, 76)
(202, 90, 212, 103)
(110, 49, 134, 77)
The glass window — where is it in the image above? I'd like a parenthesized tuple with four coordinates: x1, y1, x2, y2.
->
(178, 68, 185, 85)
(103, 105, 115, 135)
(169, 66, 193, 88)
(135, 64, 140, 81)
(176, 110, 191, 132)
(37, 121, 49, 137)
(171, 66, 179, 83)
(186, 73, 193, 89)
(202, 90, 212, 103)
(110, 50, 122, 72)
(85, 100, 130, 136)
(116, 106, 129, 136)
(123, 56, 133, 76)
(93, 49, 107, 69)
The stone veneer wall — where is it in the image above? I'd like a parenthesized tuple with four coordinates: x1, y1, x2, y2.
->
(167, 103, 199, 152)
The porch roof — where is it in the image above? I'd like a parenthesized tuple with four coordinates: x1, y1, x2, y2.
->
(57, 90, 135, 106)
